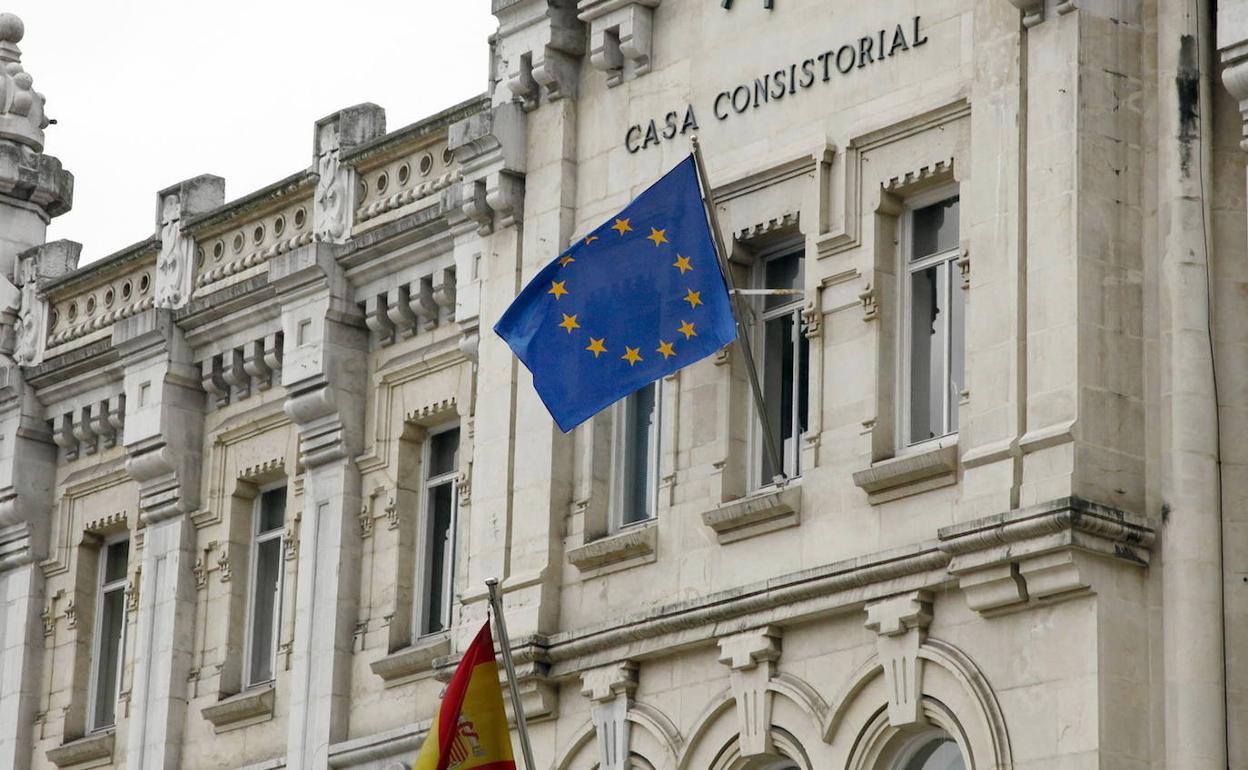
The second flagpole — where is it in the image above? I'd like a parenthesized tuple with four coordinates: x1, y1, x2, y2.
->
(485, 578, 539, 770)
(689, 136, 788, 485)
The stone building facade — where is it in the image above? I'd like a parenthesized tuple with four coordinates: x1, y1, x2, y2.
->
(0, 1, 1245, 769)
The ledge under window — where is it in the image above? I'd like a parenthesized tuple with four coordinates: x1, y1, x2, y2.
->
(46, 730, 114, 769)
(371, 631, 451, 687)
(567, 521, 658, 575)
(702, 483, 801, 544)
(852, 440, 958, 504)
(201, 684, 276, 733)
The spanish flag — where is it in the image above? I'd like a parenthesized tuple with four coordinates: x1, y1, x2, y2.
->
(414, 620, 517, 770)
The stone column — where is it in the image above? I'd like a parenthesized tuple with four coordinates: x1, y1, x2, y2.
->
(114, 308, 206, 770)
(273, 239, 368, 769)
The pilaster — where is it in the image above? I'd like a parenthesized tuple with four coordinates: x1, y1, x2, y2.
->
(272, 235, 367, 769)
(112, 307, 204, 770)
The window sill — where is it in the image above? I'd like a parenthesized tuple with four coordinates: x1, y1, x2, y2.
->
(370, 632, 451, 687)
(201, 684, 276, 733)
(567, 521, 658, 576)
(852, 440, 958, 504)
(702, 483, 801, 544)
(46, 730, 114, 769)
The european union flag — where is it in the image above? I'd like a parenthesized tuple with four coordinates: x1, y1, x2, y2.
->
(495, 155, 737, 432)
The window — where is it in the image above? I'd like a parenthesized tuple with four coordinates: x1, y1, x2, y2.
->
(612, 382, 661, 528)
(755, 248, 809, 485)
(894, 734, 965, 770)
(902, 195, 963, 447)
(244, 486, 286, 688)
(88, 537, 128, 732)
(419, 427, 459, 636)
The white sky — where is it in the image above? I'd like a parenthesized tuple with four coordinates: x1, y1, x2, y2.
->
(8, 2, 498, 264)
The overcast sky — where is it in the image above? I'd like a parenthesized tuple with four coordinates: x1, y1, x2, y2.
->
(8, 2, 497, 264)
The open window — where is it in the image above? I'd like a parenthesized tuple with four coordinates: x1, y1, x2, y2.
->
(87, 536, 128, 733)
(243, 485, 286, 688)
(752, 246, 808, 487)
(417, 425, 460, 637)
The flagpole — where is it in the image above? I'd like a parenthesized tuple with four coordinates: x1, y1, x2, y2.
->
(689, 136, 788, 485)
(485, 578, 539, 770)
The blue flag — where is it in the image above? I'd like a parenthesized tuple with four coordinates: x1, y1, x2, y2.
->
(494, 155, 737, 432)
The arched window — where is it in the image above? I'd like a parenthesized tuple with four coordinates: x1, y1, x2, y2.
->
(894, 733, 965, 770)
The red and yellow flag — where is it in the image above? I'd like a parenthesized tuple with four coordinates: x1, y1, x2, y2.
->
(414, 620, 516, 770)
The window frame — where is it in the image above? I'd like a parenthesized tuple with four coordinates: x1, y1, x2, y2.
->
(86, 533, 129, 733)
(749, 241, 807, 490)
(415, 423, 461, 639)
(609, 381, 662, 531)
(242, 483, 286, 689)
(898, 187, 962, 451)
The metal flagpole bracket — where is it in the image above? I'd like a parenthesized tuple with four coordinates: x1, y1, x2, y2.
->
(689, 136, 788, 487)
(485, 578, 539, 770)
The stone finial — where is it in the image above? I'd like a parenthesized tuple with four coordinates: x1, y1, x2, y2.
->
(0, 14, 49, 152)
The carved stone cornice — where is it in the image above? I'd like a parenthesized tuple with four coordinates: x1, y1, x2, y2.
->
(578, 0, 660, 87)
(1219, 40, 1248, 150)
(494, 0, 585, 110)
(448, 104, 527, 235)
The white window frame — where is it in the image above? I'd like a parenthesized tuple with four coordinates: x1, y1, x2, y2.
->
(86, 534, 128, 733)
(416, 424, 460, 638)
(898, 187, 962, 451)
(749, 243, 807, 490)
(242, 484, 286, 689)
(609, 382, 662, 531)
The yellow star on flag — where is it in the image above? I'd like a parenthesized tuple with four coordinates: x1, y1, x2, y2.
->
(584, 235, 599, 245)
(622, 346, 643, 366)
(647, 227, 669, 247)
(559, 256, 576, 267)
(612, 218, 632, 236)
(559, 314, 580, 334)
(656, 340, 676, 359)
(678, 320, 697, 339)
(673, 255, 693, 274)
(549, 280, 569, 299)
(586, 337, 607, 357)
(683, 288, 703, 309)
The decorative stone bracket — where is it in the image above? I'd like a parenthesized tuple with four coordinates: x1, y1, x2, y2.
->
(199, 332, 284, 408)
(313, 104, 387, 243)
(12, 240, 79, 367)
(50, 393, 125, 460)
(717, 626, 782, 758)
(496, 0, 585, 110)
(579, 0, 660, 87)
(864, 591, 932, 727)
(581, 661, 639, 770)
(449, 104, 527, 235)
(362, 266, 456, 345)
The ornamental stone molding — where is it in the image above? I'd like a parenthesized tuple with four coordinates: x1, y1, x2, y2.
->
(154, 175, 224, 310)
(579, 0, 660, 87)
(12, 240, 78, 367)
(0, 13, 47, 152)
(312, 104, 386, 243)
(1219, 0, 1248, 150)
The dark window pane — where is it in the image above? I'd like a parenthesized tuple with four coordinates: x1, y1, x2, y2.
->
(909, 264, 947, 442)
(912, 198, 960, 260)
(93, 587, 125, 728)
(763, 252, 803, 311)
(621, 383, 657, 525)
(248, 537, 282, 685)
(905, 738, 965, 770)
(103, 540, 128, 584)
(761, 313, 796, 482)
(429, 429, 460, 478)
(423, 482, 455, 635)
(258, 487, 286, 533)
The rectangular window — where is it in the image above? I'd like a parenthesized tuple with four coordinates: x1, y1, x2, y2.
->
(902, 195, 963, 446)
(756, 249, 809, 485)
(613, 382, 660, 528)
(419, 427, 460, 637)
(88, 537, 128, 732)
(245, 486, 286, 688)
